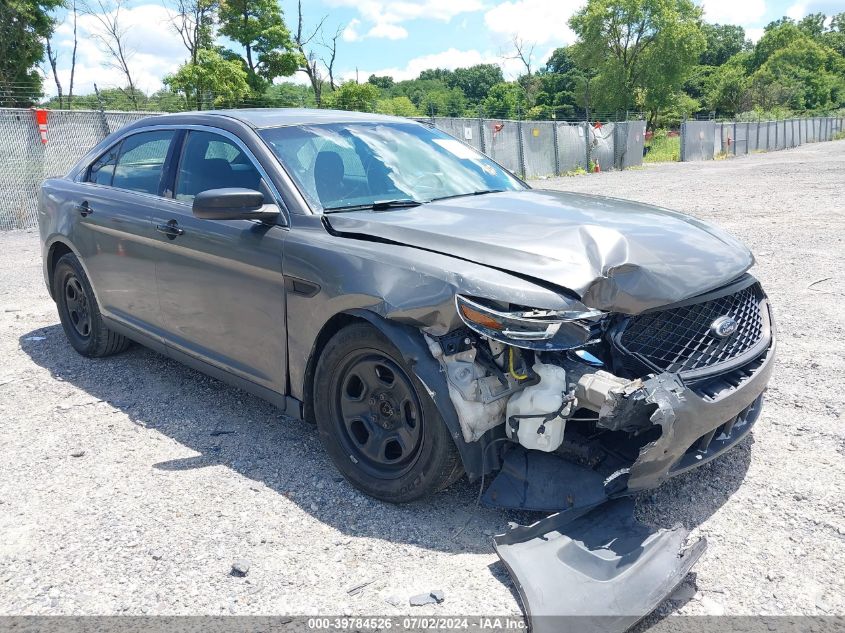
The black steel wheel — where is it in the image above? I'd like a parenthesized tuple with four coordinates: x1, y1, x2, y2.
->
(313, 322, 463, 502)
(53, 252, 131, 357)
(332, 352, 423, 479)
(63, 274, 92, 338)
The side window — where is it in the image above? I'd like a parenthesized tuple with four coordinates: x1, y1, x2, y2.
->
(175, 131, 262, 202)
(87, 145, 120, 186)
(111, 131, 174, 196)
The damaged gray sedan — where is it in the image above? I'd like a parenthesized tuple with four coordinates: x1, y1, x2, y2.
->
(39, 109, 774, 628)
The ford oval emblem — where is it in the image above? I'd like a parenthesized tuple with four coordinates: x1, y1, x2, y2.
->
(710, 315, 738, 338)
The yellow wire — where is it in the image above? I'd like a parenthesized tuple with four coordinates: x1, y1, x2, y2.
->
(508, 347, 529, 380)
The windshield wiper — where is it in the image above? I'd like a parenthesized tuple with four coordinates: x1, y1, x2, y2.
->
(429, 189, 505, 202)
(323, 199, 423, 213)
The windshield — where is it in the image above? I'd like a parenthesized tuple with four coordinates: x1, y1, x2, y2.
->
(258, 121, 525, 212)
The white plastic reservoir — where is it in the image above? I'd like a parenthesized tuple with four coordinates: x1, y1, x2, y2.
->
(505, 362, 570, 452)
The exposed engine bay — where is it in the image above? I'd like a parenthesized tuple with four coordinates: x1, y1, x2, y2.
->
(425, 277, 773, 508)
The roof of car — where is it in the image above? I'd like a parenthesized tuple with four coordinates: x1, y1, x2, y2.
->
(179, 108, 417, 129)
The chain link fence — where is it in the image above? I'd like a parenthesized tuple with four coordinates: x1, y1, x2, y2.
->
(0, 108, 163, 230)
(1, 109, 648, 230)
(681, 116, 844, 161)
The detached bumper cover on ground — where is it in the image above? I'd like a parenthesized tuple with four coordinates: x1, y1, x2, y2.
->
(494, 498, 707, 633)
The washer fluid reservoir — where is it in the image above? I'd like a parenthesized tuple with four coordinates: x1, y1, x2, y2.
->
(505, 362, 570, 452)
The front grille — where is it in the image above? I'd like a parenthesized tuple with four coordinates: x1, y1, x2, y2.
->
(617, 282, 769, 377)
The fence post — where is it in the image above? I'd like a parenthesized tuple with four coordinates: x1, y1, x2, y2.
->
(745, 121, 750, 154)
(584, 121, 591, 170)
(798, 118, 802, 145)
(516, 120, 526, 178)
(93, 83, 111, 138)
(756, 117, 761, 151)
(552, 120, 561, 176)
(775, 120, 779, 150)
(478, 113, 486, 154)
(680, 119, 686, 162)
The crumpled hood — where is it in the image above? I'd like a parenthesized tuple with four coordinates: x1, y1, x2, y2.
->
(324, 190, 754, 314)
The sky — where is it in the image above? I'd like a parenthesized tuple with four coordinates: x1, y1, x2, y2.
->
(43, 0, 845, 97)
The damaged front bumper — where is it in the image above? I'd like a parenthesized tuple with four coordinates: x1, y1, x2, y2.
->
(484, 339, 774, 512)
(485, 341, 773, 633)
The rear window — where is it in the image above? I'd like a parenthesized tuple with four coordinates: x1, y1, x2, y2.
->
(97, 131, 174, 195)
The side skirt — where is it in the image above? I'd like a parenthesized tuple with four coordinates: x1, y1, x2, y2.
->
(103, 316, 302, 420)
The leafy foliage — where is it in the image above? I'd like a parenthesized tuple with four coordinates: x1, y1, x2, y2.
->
(324, 81, 380, 112)
(218, 0, 302, 91)
(569, 0, 706, 128)
(0, 0, 64, 105)
(163, 48, 250, 109)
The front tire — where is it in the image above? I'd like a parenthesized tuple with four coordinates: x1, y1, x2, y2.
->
(313, 323, 462, 503)
(53, 253, 131, 357)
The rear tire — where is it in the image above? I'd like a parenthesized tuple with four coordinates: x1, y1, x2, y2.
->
(313, 322, 463, 503)
(53, 253, 131, 357)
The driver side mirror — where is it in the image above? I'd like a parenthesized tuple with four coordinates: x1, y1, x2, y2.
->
(192, 188, 280, 222)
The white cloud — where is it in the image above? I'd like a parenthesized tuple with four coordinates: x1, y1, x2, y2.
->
(343, 18, 362, 42)
(698, 0, 767, 26)
(366, 22, 409, 39)
(483, 0, 584, 46)
(327, 0, 483, 40)
(346, 48, 499, 82)
(48, 3, 186, 96)
(745, 27, 765, 42)
(786, 2, 808, 20)
(327, 0, 484, 24)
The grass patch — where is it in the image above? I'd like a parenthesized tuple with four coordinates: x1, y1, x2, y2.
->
(563, 167, 588, 176)
(834, 131, 845, 141)
(643, 131, 680, 163)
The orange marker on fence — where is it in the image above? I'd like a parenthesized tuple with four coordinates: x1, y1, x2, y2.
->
(32, 108, 48, 145)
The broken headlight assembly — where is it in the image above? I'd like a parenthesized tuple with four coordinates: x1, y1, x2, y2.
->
(455, 294, 605, 351)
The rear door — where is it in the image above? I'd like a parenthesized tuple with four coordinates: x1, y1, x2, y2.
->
(151, 128, 288, 393)
(68, 129, 177, 337)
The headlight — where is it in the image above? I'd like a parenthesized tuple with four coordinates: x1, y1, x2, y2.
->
(455, 295, 605, 351)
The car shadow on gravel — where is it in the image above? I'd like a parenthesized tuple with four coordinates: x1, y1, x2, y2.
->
(20, 324, 753, 560)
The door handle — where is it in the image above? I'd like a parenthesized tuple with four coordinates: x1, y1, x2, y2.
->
(75, 201, 93, 217)
(156, 220, 184, 239)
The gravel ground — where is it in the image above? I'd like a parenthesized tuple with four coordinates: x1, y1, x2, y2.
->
(1, 141, 844, 621)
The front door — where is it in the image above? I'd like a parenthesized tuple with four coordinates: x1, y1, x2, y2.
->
(151, 129, 287, 393)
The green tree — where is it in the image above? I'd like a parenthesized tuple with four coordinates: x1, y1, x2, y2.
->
(480, 82, 528, 119)
(0, 0, 63, 105)
(750, 21, 804, 70)
(705, 53, 751, 114)
(449, 64, 504, 103)
(375, 96, 418, 116)
(163, 48, 250, 109)
(218, 0, 301, 91)
(750, 37, 845, 111)
(325, 81, 380, 112)
(823, 13, 845, 57)
(418, 68, 454, 83)
(569, 0, 706, 128)
(535, 47, 587, 118)
(700, 23, 749, 66)
(418, 87, 467, 116)
(368, 74, 395, 90)
(264, 82, 316, 107)
(797, 13, 826, 38)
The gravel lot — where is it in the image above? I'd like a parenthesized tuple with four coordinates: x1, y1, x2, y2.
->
(1, 140, 844, 621)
